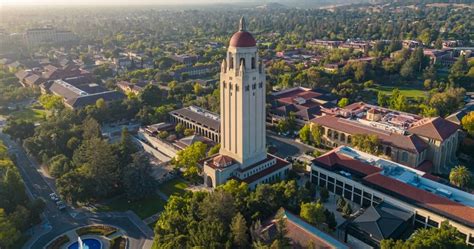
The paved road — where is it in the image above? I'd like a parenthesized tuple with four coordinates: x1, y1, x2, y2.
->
(266, 133, 316, 158)
(0, 132, 154, 249)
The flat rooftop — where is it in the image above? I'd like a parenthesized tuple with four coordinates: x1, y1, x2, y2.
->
(337, 146, 474, 208)
(170, 105, 220, 131)
(313, 146, 474, 228)
(341, 102, 422, 135)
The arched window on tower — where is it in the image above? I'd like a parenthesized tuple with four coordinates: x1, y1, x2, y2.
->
(251, 57, 256, 69)
(229, 53, 234, 69)
(240, 58, 246, 68)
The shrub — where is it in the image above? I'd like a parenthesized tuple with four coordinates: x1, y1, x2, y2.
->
(110, 236, 127, 249)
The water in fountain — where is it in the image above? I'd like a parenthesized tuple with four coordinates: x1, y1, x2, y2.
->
(78, 237, 84, 249)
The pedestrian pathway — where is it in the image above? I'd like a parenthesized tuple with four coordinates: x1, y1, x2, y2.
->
(156, 189, 169, 201)
(65, 229, 78, 242)
(143, 212, 161, 225)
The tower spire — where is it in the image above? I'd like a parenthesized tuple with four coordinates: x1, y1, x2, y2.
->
(239, 16, 246, 31)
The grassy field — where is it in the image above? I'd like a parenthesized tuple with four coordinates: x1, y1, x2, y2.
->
(371, 84, 427, 99)
(159, 178, 189, 197)
(97, 178, 189, 219)
(8, 108, 48, 122)
(97, 194, 167, 219)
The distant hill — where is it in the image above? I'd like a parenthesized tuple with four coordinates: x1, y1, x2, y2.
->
(256, 2, 287, 10)
(245, 0, 371, 9)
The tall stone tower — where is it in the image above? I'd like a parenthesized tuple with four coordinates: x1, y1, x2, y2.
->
(203, 17, 291, 189)
(219, 17, 267, 167)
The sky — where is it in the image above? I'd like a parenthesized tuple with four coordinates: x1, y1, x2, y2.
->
(1, 0, 256, 6)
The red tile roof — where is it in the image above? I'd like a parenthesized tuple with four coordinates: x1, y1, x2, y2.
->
(409, 117, 459, 141)
(343, 101, 366, 112)
(213, 155, 234, 168)
(204, 154, 235, 169)
(363, 173, 474, 228)
(312, 115, 428, 153)
(314, 150, 382, 176)
(239, 155, 290, 184)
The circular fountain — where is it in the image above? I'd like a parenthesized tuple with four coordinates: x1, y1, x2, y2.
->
(68, 237, 102, 249)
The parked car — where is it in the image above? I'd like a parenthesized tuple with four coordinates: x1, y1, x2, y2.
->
(50, 193, 59, 202)
(57, 203, 66, 211)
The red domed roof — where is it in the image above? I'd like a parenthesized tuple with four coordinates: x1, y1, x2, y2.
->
(229, 31, 256, 48)
(229, 17, 256, 48)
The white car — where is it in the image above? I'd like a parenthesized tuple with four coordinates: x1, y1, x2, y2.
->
(50, 193, 59, 201)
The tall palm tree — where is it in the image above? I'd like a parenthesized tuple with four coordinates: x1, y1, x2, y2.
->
(449, 165, 472, 188)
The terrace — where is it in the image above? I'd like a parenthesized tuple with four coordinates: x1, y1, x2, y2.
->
(340, 102, 422, 135)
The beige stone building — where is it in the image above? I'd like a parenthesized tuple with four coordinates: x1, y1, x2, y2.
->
(202, 18, 291, 189)
(312, 102, 459, 174)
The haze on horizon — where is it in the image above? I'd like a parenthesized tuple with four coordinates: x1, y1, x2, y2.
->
(2, 0, 272, 6)
(1, 0, 360, 6)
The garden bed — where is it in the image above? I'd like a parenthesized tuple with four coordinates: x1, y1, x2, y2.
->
(46, 235, 70, 249)
(76, 225, 117, 237)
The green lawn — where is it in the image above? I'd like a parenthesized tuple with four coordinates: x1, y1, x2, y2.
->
(8, 108, 48, 122)
(159, 178, 189, 197)
(371, 85, 427, 99)
(97, 194, 166, 219)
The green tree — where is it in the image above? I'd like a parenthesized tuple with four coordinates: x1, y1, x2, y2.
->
(388, 89, 407, 111)
(324, 209, 337, 231)
(300, 201, 326, 225)
(319, 187, 329, 203)
(72, 138, 119, 200)
(273, 209, 291, 248)
(175, 123, 185, 135)
(1, 168, 27, 213)
(461, 111, 474, 136)
(377, 92, 389, 107)
(158, 131, 169, 139)
(174, 141, 207, 177)
(351, 134, 381, 154)
(184, 128, 194, 137)
(123, 153, 157, 201)
(338, 98, 349, 108)
(139, 84, 163, 107)
(95, 98, 106, 110)
(336, 196, 346, 211)
(0, 209, 20, 249)
(342, 202, 352, 217)
(299, 124, 311, 144)
(428, 88, 466, 117)
(56, 170, 90, 204)
(39, 94, 63, 110)
(3, 119, 35, 140)
(48, 154, 73, 178)
(449, 165, 472, 188)
(208, 143, 221, 156)
(193, 82, 203, 96)
(381, 221, 470, 249)
(449, 55, 468, 85)
(310, 124, 323, 147)
(230, 212, 249, 248)
(82, 117, 101, 140)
